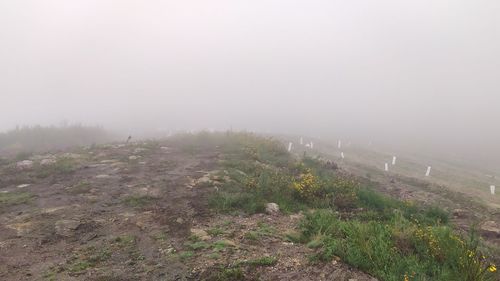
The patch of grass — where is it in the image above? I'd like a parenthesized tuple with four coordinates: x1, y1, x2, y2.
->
(42, 269, 57, 281)
(299, 210, 498, 281)
(207, 252, 222, 259)
(212, 240, 236, 251)
(0, 191, 33, 207)
(187, 241, 210, 251)
(68, 181, 91, 195)
(242, 256, 278, 267)
(113, 235, 136, 247)
(179, 251, 194, 260)
(244, 231, 260, 241)
(283, 230, 302, 243)
(207, 267, 245, 281)
(152, 232, 168, 241)
(36, 158, 77, 178)
(67, 246, 111, 273)
(256, 221, 276, 235)
(122, 195, 155, 208)
(69, 261, 92, 273)
(207, 227, 225, 237)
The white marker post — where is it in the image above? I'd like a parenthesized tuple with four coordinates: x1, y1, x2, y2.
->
(310, 141, 314, 149)
(288, 142, 293, 152)
(300, 137, 303, 145)
(338, 140, 342, 149)
(392, 156, 397, 165)
(425, 166, 432, 177)
(384, 163, 389, 172)
(490, 185, 496, 195)
(341, 152, 345, 159)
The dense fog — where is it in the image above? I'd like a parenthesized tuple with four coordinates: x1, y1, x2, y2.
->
(1, 0, 499, 166)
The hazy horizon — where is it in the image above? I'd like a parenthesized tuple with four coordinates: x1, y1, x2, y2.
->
(1, 1, 499, 166)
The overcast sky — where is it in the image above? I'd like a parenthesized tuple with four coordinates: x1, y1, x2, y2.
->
(1, 0, 499, 163)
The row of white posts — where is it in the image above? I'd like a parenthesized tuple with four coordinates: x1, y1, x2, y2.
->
(288, 138, 313, 152)
(289, 138, 497, 195)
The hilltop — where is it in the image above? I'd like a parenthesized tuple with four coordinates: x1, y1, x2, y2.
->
(0, 132, 498, 281)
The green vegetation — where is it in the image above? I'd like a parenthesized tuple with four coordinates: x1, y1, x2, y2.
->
(36, 158, 77, 178)
(68, 181, 91, 194)
(179, 251, 194, 260)
(67, 246, 111, 273)
(207, 267, 245, 281)
(300, 210, 496, 281)
(113, 235, 136, 247)
(122, 195, 155, 208)
(239, 256, 278, 267)
(199, 133, 497, 281)
(207, 226, 225, 237)
(0, 191, 33, 207)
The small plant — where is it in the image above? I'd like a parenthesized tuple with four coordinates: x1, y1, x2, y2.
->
(113, 235, 136, 247)
(244, 231, 260, 241)
(68, 181, 91, 194)
(0, 192, 33, 207)
(244, 256, 278, 266)
(187, 241, 210, 251)
(179, 251, 194, 260)
(67, 246, 111, 273)
(207, 227, 225, 237)
(292, 169, 321, 200)
(212, 240, 236, 251)
(122, 195, 155, 208)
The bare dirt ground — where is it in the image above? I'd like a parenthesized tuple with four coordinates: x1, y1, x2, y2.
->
(0, 140, 376, 281)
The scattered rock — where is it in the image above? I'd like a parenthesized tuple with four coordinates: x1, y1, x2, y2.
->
(452, 209, 468, 219)
(176, 218, 184, 224)
(16, 160, 34, 170)
(129, 155, 140, 160)
(135, 211, 154, 230)
(265, 203, 280, 214)
(40, 158, 57, 166)
(6, 222, 34, 236)
(55, 220, 81, 237)
(61, 153, 81, 159)
(481, 221, 500, 238)
(134, 148, 148, 154)
(95, 174, 110, 179)
(289, 212, 304, 220)
(190, 228, 212, 241)
(17, 184, 31, 188)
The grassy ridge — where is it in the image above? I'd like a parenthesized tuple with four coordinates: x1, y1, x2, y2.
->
(175, 132, 498, 281)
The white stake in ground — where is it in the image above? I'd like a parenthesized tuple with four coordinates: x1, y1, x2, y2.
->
(338, 140, 342, 149)
(425, 166, 432, 177)
(341, 152, 345, 159)
(288, 142, 293, 152)
(300, 137, 303, 145)
(310, 141, 314, 149)
(490, 185, 496, 195)
(385, 163, 389, 172)
(392, 156, 397, 165)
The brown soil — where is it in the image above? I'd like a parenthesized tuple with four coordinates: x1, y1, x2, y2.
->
(0, 141, 376, 281)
